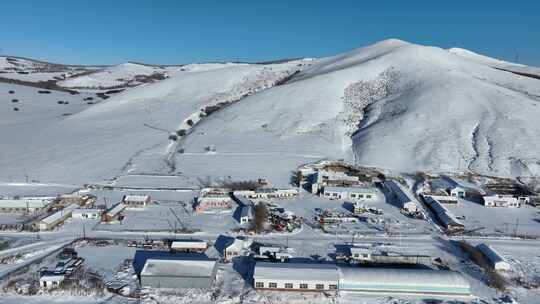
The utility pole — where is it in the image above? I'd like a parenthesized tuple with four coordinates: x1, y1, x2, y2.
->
(513, 218, 520, 237)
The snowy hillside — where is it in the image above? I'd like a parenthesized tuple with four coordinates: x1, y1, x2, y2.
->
(178, 39, 540, 180)
(0, 56, 95, 82)
(0, 40, 539, 186)
(57, 63, 180, 89)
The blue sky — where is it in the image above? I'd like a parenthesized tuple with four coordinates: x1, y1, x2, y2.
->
(1, 0, 538, 65)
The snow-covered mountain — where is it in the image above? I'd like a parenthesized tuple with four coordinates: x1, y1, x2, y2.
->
(1, 39, 539, 185)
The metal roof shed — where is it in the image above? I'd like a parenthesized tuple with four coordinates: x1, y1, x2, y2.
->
(140, 257, 218, 289)
(338, 267, 471, 297)
(253, 262, 339, 291)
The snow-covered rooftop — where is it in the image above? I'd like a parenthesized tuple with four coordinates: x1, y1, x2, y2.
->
(323, 186, 377, 194)
(40, 204, 78, 225)
(141, 258, 217, 278)
(254, 262, 339, 282)
(0, 199, 50, 209)
(123, 194, 150, 202)
(338, 267, 471, 295)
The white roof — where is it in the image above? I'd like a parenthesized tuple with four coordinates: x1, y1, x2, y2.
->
(107, 203, 125, 217)
(40, 204, 78, 225)
(338, 267, 470, 294)
(72, 208, 102, 214)
(254, 262, 339, 282)
(0, 199, 50, 209)
(40, 274, 65, 281)
(171, 240, 208, 249)
(350, 247, 371, 254)
(324, 186, 377, 194)
(141, 258, 216, 277)
(123, 194, 150, 202)
(226, 238, 252, 251)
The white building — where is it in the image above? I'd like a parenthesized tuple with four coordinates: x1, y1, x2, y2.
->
(253, 262, 339, 291)
(483, 194, 522, 208)
(170, 240, 208, 253)
(37, 204, 78, 231)
(238, 205, 254, 225)
(194, 188, 233, 213)
(322, 186, 377, 201)
(223, 238, 252, 261)
(233, 188, 299, 200)
(424, 196, 464, 231)
(349, 247, 372, 261)
(476, 243, 510, 271)
(122, 194, 151, 208)
(39, 273, 65, 289)
(310, 171, 360, 194)
(449, 186, 467, 198)
(72, 208, 102, 220)
(0, 199, 50, 213)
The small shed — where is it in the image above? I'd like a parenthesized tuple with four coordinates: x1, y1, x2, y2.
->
(476, 243, 510, 271)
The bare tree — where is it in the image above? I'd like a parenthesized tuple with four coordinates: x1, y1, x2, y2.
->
(254, 203, 268, 233)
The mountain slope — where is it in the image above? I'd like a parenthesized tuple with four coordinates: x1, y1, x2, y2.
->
(176, 39, 540, 180)
(0, 40, 539, 186)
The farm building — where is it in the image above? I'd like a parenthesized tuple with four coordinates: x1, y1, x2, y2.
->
(72, 208, 102, 220)
(251, 188, 299, 199)
(253, 262, 339, 291)
(349, 247, 372, 261)
(134, 251, 218, 289)
(58, 194, 94, 206)
(423, 196, 464, 231)
(36, 204, 78, 231)
(423, 195, 458, 205)
(223, 237, 252, 261)
(101, 203, 125, 222)
(122, 194, 151, 207)
(483, 194, 523, 208)
(310, 170, 360, 194)
(194, 188, 233, 213)
(170, 239, 208, 253)
(476, 243, 510, 271)
(0, 199, 50, 213)
(322, 186, 377, 201)
(39, 272, 65, 289)
(338, 267, 471, 296)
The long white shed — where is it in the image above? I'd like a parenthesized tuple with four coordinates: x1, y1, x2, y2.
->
(476, 243, 510, 271)
(338, 267, 471, 296)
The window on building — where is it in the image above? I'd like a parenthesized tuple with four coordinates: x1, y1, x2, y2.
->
(366, 195, 371, 199)
(269, 282, 277, 288)
(329, 284, 337, 290)
(255, 282, 264, 288)
(284, 283, 293, 289)
(315, 284, 324, 290)
(358, 194, 364, 198)
(299, 283, 308, 289)
(350, 194, 356, 198)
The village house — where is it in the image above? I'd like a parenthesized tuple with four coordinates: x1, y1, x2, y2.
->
(72, 208, 103, 220)
(448, 186, 467, 198)
(122, 194, 151, 208)
(36, 204, 78, 231)
(0, 199, 50, 213)
(483, 194, 524, 208)
(39, 271, 65, 289)
(58, 193, 95, 206)
(310, 170, 360, 194)
(223, 238, 252, 261)
(322, 186, 377, 201)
